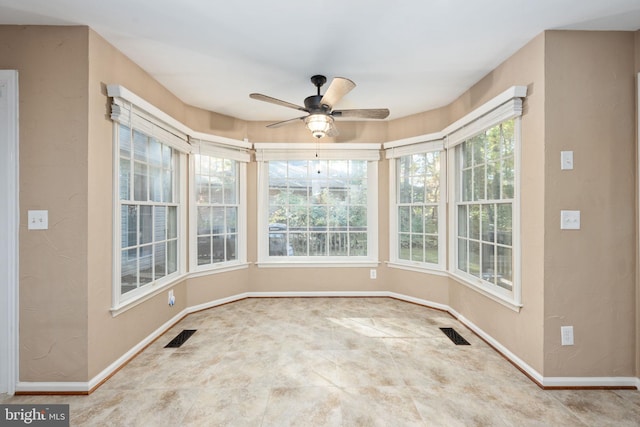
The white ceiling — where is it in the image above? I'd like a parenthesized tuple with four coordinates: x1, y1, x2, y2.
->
(1, 0, 639, 122)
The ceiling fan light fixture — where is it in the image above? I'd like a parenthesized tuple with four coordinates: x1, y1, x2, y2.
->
(305, 114, 333, 138)
(250, 74, 389, 138)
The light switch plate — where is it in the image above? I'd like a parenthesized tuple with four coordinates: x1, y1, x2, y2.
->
(561, 151, 574, 170)
(560, 210, 580, 230)
(28, 210, 48, 230)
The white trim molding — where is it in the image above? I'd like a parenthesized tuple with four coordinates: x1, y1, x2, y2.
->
(15, 292, 638, 393)
(637, 72, 640, 390)
(0, 70, 19, 395)
(540, 377, 640, 389)
(442, 85, 528, 142)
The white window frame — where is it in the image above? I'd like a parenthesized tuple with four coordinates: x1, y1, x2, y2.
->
(109, 85, 189, 313)
(254, 142, 380, 267)
(189, 138, 249, 275)
(446, 87, 526, 310)
(385, 137, 447, 273)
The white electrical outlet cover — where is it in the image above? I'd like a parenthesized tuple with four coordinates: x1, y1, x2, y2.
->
(560, 210, 580, 230)
(561, 326, 574, 346)
(28, 210, 48, 230)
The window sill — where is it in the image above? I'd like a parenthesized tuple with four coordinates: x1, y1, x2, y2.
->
(110, 273, 189, 317)
(386, 261, 447, 276)
(256, 260, 380, 268)
(189, 262, 249, 278)
(449, 271, 522, 312)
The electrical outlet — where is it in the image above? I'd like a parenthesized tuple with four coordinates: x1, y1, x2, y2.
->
(370, 269, 377, 279)
(560, 210, 580, 230)
(28, 210, 48, 230)
(561, 326, 574, 346)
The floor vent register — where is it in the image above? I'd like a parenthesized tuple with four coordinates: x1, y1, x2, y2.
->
(439, 327, 471, 345)
(164, 329, 197, 348)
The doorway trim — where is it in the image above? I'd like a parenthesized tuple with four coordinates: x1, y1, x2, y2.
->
(0, 70, 19, 395)
(636, 72, 640, 389)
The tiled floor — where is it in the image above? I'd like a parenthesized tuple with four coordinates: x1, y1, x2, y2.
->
(2, 297, 639, 426)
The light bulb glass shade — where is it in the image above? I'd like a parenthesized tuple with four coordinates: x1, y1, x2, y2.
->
(304, 114, 333, 138)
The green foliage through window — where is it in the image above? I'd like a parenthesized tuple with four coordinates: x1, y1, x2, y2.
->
(456, 120, 515, 292)
(397, 152, 440, 264)
(268, 159, 368, 257)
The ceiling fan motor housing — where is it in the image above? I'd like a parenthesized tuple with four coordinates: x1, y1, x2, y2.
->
(304, 95, 330, 114)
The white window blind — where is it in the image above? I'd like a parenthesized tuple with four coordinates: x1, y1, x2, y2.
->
(445, 86, 527, 149)
(385, 140, 444, 159)
(191, 139, 251, 163)
(108, 85, 191, 153)
(254, 143, 381, 162)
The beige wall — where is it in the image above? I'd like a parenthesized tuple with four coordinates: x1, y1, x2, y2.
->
(0, 26, 90, 382)
(543, 31, 636, 377)
(387, 108, 450, 142)
(183, 104, 247, 141)
(4, 24, 639, 385)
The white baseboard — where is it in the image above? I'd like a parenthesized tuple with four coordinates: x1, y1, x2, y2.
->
(186, 292, 251, 314)
(15, 291, 640, 393)
(248, 291, 390, 298)
(386, 291, 450, 312)
(14, 381, 90, 394)
(541, 376, 640, 388)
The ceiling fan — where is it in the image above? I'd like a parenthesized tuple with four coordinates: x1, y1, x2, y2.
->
(250, 75, 390, 139)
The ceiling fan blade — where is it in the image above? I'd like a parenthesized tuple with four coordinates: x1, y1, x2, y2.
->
(332, 108, 390, 119)
(320, 77, 356, 109)
(266, 116, 306, 128)
(250, 93, 307, 112)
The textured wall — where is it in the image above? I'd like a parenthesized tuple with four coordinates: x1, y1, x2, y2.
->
(543, 31, 636, 377)
(0, 26, 89, 382)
